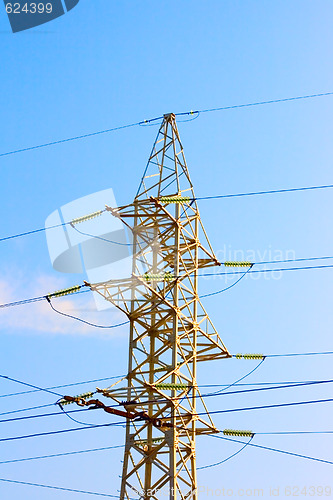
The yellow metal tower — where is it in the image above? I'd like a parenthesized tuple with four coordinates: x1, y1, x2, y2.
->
(90, 113, 231, 499)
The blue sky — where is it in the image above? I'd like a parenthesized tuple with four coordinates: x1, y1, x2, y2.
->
(0, 1, 332, 498)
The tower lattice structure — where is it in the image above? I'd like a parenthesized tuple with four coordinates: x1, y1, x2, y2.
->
(90, 113, 231, 500)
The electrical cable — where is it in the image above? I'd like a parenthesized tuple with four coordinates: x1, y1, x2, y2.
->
(1, 91, 332, 158)
(1, 432, 332, 466)
(0, 289, 89, 309)
(195, 183, 333, 200)
(0, 421, 125, 443)
(209, 434, 333, 466)
(0, 374, 125, 400)
(195, 91, 333, 114)
(71, 224, 133, 247)
(197, 437, 253, 470)
(201, 263, 333, 277)
(202, 379, 333, 399)
(195, 397, 333, 417)
(0, 403, 54, 416)
(0, 221, 68, 243)
(0, 120, 143, 158)
(1, 187, 333, 245)
(0, 478, 130, 498)
(0, 444, 124, 465)
(1, 261, 332, 312)
(46, 297, 130, 329)
(265, 351, 333, 358)
(255, 431, 333, 435)
(206, 358, 266, 396)
(1, 379, 332, 424)
(0, 374, 63, 398)
(58, 402, 100, 427)
(0, 407, 98, 425)
(200, 266, 252, 298)
(1, 378, 329, 418)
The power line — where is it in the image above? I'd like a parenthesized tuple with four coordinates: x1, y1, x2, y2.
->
(1, 186, 333, 245)
(1, 379, 332, 425)
(0, 407, 98, 425)
(0, 421, 124, 443)
(201, 263, 333, 278)
(0, 288, 89, 309)
(0, 374, 125, 400)
(0, 374, 63, 398)
(46, 297, 130, 329)
(207, 358, 265, 396)
(1, 261, 332, 312)
(196, 397, 333, 417)
(0, 221, 68, 243)
(197, 437, 254, 470)
(0, 444, 124, 465)
(200, 267, 252, 298)
(0, 478, 128, 498)
(1, 431, 332, 466)
(1, 378, 328, 417)
(265, 351, 333, 358)
(0, 403, 54, 416)
(209, 434, 333, 466)
(197, 91, 333, 114)
(195, 183, 333, 200)
(0, 120, 143, 158)
(1, 91, 332, 158)
(256, 431, 333, 435)
(202, 379, 333, 399)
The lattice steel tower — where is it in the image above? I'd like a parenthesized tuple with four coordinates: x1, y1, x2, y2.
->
(91, 113, 231, 499)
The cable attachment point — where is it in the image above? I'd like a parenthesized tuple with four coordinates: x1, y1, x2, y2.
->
(224, 262, 253, 267)
(155, 383, 189, 390)
(70, 210, 103, 226)
(143, 272, 174, 282)
(159, 196, 191, 203)
(223, 429, 254, 437)
(47, 285, 82, 299)
(58, 392, 95, 406)
(235, 353, 265, 360)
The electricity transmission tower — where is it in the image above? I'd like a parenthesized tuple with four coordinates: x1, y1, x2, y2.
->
(90, 113, 231, 499)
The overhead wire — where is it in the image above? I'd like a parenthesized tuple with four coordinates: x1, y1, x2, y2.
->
(1, 261, 333, 312)
(0, 478, 129, 498)
(0, 444, 124, 465)
(201, 263, 333, 278)
(1, 378, 330, 419)
(195, 183, 333, 200)
(1, 186, 333, 245)
(200, 265, 253, 298)
(197, 437, 254, 470)
(195, 397, 333, 417)
(1, 91, 332, 158)
(0, 374, 63, 398)
(0, 421, 125, 443)
(0, 431, 332, 466)
(209, 434, 333, 466)
(0, 379, 332, 425)
(0, 407, 98, 425)
(46, 297, 129, 329)
(0, 374, 125, 400)
(206, 358, 266, 396)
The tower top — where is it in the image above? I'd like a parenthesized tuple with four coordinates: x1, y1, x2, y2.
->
(135, 114, 194, 200)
